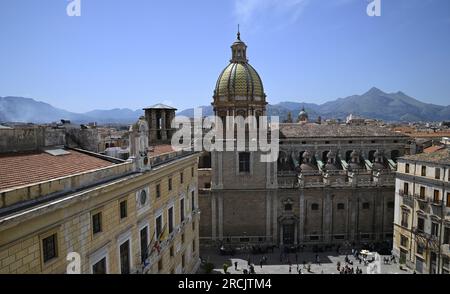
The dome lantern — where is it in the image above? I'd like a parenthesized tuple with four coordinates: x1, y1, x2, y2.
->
(213, 30, 266, 103)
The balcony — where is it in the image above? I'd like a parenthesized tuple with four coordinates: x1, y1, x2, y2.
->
(414, 194, 429, 203)
(412, 226, 440, 251)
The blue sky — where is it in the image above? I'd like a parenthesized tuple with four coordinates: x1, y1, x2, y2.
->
(0, 0, 449, 112)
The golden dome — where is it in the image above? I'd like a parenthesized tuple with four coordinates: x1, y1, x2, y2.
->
(213, 32, 265, 101)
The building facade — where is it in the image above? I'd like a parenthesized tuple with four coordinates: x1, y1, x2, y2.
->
(393, 148, 450, 274)
(0, 116, 200, 274)
(198, 33, 410, 248)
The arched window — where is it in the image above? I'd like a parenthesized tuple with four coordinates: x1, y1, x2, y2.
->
(284, 203, 293, 211)
(311, 203, 319, 211)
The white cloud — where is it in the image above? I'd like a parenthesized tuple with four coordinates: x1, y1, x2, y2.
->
(233, 0, 309, 30)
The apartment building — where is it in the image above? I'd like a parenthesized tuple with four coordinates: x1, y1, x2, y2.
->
(0, 114, 200, 274)
(393, 148, 450, 274)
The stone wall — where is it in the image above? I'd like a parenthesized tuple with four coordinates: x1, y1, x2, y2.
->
(0, 127, 99, 153)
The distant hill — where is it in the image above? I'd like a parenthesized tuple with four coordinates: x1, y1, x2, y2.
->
(178, 87, 450, 122)
(1, 88, 449, 124)
(0, 96, 143, 124)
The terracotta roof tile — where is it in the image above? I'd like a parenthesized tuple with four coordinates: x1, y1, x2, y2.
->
(0, 150, 115, 191)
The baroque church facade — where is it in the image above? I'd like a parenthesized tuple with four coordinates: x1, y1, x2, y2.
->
(198, 33, 410, 247)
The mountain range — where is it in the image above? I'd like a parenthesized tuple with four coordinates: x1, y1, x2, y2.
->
(1, 87, 449, 124)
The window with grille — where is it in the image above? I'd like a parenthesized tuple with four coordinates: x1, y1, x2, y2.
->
(238, 152, 250, 173)
(156, 184, 161, 198)
(92, 212, 102, 234)
(42, 234, 58, 263)
(168, 207, 174, 234)
(180, 198, 185, 222)
(120, 200, 127, 219)
(156, 215, 162, 238)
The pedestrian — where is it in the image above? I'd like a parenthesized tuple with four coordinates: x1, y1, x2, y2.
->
(298, 268, 302, 274)
(234, 261, 238, 271)
(289, 265, 292, 274)
(260, 259, 263, 269)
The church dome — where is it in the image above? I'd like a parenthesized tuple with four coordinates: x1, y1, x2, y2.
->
(214, 31, 265, 101)
(298, 106, 308, 122)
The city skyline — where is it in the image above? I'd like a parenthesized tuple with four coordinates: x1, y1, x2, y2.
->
(1, 0, 449, 113)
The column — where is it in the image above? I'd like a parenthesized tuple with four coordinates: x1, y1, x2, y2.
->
(211, 194, 217, 240)
(299, 190, 305, 243)
(272, 195, 278, 244)
(323, 191, 332, 243)
(266, 192, 272, 241)
(161, 109, 167, 141)
(218, 194, 223, 240)
(280, 225, 284, 246)
(294, 224, 298, 245)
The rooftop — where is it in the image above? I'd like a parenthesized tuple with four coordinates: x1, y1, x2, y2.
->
(148, 144, 175, 157)
(402, 148, 450, 165)
(423, 145, 445, 154)
(279, 123, 408, 139)
(143, 103, 177, 110)
(0, 149, 115, 191)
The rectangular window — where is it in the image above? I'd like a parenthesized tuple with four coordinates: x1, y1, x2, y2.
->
(337, 203, 345, 210)
(140, 227, 148, 263)
(92, 212, 102, 234)
(119, 200, 127, 219)
(431, 223, 439, 238)
(168, 207, 174, 234)
(191, 191, 195, 210)
(156, 215, 163, 238)
(180, 198, 185, 222)
(170, 246, 174, 257)
(168, 178, 172, 191)
(181, 254, 185, 269)
(192, 220, 195, 231)
(192, 239, 196, 253)
(181, 233, 185, 244)
(444, 227, 450, 245)
(417, 244, 424, 255)
(405, 163, 410, 174)
(238, 152, 250, 173)
(434, 190, 440, 204)
(180, 172, 184, 184)
(362, 202, 370, 210)
(404, 182, 409, 195)
(401, 211, 409, 227)
(447, 193, 450, 208)
(435, 167, 440, 179)
(119, 240, 130, 274)
(191, 167, 194, 177)
(417, 217, 425, 233)
(420, 186, 425, 199)
(400, 235, 408, 247)
(421, 166, 426, 176)
(92, 257, 107, 274)
(156, 184, 161, 198)
(42, 234, 58, 263)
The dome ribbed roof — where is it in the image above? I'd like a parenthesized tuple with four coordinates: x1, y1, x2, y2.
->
(215, 62, 264, 99)
(213, 32, 265, 101)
